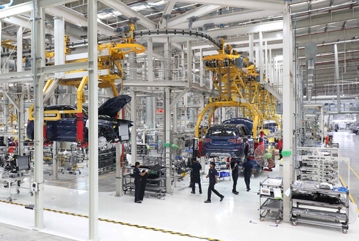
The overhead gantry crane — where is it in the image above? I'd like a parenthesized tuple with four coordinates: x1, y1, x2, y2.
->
(194, 39, 280, 138)
(28, 23, 146, 145)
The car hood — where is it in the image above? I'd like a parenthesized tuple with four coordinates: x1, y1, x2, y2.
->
(98, 95, 131, 117)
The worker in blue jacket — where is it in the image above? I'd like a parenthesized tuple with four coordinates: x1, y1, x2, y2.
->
(204, 162, 224, 203)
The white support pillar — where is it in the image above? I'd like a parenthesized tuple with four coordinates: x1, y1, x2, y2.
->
(0, 21, 2, 73)
(18, 91, 25, 155)
(164, 38, 171, 81)
(147, 38, 155, 128)
(164, 88, 172, 193)
(88, 0, 99, 239)
(52, 142, 58, 179)
(54, 16, 65, 79)
(265, 41, 268, 82)
(200, 48, 204, 87)
(259, 31, 264, 83)
(282, 8, 294, 223)
(115, 143, 123, 197)
(187, 41, 192, 83)
(53, 16, 65, 179)
(173, 103, 178, 132)
(249, 33, 254, 62)
(17, 27, 23, 72)
(131, 91, 137, 165)
(32, 4, 45, 230)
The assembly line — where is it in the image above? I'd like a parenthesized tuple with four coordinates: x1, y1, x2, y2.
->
(0, 1, 359, 241)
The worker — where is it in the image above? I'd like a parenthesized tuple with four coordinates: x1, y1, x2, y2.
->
(191, 158, 202, 194)
(244, 139, 250, 160)
(134, 162, 147, 203)
(230, 157, 239, 195)
(139, 169, 148, 202)
(204, 162, 224, 203)
(242, 159, 254, 191)
(277, 138, 283, 160)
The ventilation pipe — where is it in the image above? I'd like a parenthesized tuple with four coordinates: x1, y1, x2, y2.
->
(305, 43, 317, 103)
(334, 44, 341, 113)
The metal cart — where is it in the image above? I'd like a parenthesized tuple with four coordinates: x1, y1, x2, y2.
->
(290, 181, 349, 233)
(259, 176, 283, 224)
(123, 165, 166, 199)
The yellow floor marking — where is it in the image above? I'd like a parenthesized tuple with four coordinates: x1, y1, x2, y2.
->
(339, 174, 359, 212)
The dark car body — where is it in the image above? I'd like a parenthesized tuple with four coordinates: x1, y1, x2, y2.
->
(202, 124, 254, 158)
(26, 95, 131, 143)
(223, 118, 253, 133)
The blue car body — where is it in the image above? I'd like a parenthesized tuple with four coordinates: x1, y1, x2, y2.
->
(26, 95, 131, 143)
(202, 124, 253, 158)
(222, 118, 253, 133)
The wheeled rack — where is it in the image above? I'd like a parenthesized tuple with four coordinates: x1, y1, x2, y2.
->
(258, 176, 283, 224)
(290, 181, 349, 233)
(123, 164, 166, 199)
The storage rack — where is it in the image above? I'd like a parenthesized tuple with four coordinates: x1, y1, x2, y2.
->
(258, 176, 283, 224)
(123, 165, 166, 199)
(298, 156, 338, 184)
(290, 181, 349, 233)
(98, 148, 116, 174)
(291, 147, 351, 233)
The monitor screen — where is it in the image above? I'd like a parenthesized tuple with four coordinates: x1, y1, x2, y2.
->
(16, 156, 30, 171)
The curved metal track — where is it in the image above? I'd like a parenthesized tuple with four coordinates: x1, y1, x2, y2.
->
(134, 29, 221, 49)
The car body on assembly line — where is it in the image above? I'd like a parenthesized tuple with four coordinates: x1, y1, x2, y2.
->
(26, 95, 132, 145)
(202, 124, 254, 158)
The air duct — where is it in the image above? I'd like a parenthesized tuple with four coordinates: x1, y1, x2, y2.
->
(305, 43, 317, 103)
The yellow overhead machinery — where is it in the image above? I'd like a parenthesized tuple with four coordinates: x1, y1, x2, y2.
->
(195, 39, 280, 138)
(28, 23, 146, 145)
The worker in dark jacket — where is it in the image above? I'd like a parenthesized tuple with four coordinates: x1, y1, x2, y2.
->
(139, 170, 148, 201)
(204, 162, 224, 203)
(134, 162, 147, 203)
(242, 159, 254, 191)
(191, 158, 202, 194)
(230, 157, 239, 195)
(244, 139, 250, 159)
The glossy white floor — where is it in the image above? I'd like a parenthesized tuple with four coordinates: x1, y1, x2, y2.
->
(0, 164, 358, 241)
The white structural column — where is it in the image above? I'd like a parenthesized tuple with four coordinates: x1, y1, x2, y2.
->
(54, 16, 65, 78)
(200, 48, 204, 87)
(265, 41, 268, 82)
(53, 16, 65, 179)
(334, 44, 340, 113)
(18, 91, 25, 155)
(88, 0, 99, 239)
(131, 91, 137, 164)
(187, 41, 192, 83)
(164, 88, 172, 193)
(164, 38, 171, 81)
(249, 33, 254, 62)
(115, 143, 123, 197)
(146, 38, 154, 128)
(32, 3, 45, 230)
(259, 31, 264, 83)
(282, 9, 294, 222)
(17, 27, 24, 155)
(129, 53, 137, 165)
(17, 27, 23, 72)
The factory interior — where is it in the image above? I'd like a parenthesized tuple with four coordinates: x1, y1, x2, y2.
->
(0, 0, 359, 240)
